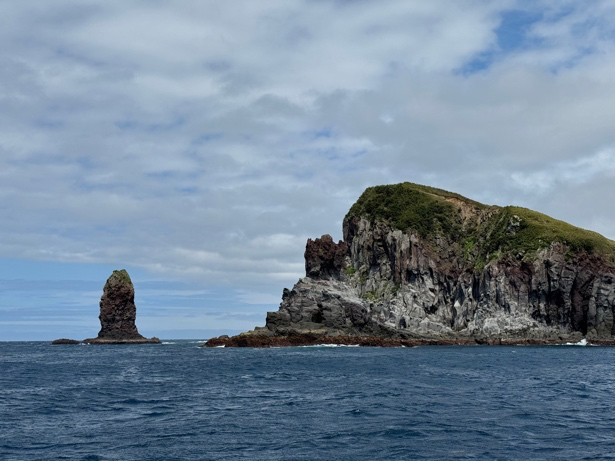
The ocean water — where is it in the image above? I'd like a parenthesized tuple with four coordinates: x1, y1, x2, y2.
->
(1, 342, 615, 460)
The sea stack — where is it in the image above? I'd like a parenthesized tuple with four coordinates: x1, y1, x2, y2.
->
(83, 269, 160, 344)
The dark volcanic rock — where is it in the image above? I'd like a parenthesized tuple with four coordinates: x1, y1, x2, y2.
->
(201, 333, 582, 348)
(51, 338, 81, 345)
(305, 234, 348, 280)
(83, 269, 160, 344)
(97, 269, 140, 339)
(202, 333, 428, 348)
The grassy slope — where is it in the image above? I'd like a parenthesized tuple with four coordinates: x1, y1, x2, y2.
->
(346, 182, 615, 264)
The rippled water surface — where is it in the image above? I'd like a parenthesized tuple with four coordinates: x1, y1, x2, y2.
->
(2, 341, 615, 460)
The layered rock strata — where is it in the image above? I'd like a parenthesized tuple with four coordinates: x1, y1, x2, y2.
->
(205, 183, 615, 347)
(83, 269, 160, 344)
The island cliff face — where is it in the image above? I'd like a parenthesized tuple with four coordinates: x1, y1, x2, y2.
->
(206, 183, 615, 346)
(83, 270, 160, 344)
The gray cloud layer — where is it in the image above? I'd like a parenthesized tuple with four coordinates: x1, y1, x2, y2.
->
(2, 1, 615, 331)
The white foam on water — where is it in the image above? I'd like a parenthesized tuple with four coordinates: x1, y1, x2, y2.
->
(161, 341, 176, 345)
(556, 338, 590, 346)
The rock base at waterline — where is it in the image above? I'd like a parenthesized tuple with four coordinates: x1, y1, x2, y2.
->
(82, 337, 161, 344)
(202, 332, 610, 348)
(51, 338, 81, 345)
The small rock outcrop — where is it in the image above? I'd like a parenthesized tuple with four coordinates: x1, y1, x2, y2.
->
(305, 235, 348, 280)
(83, 270, 160, 344)
(205, 182, 615, 347)
(51, 338, 81, 345)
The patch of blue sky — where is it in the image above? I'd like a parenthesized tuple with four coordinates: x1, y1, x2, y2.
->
(9, 151, 69, 166)
(146, 170, 175, 181)
(146, 169, 200, 184)
(0, 286, 100, 339)
(54, 46, 107, 69)
(138, 280, 209, 291)
(146, 173, 202, 197)
(90, 223, 129, 236)
(115, 120, 138, 130)
(0, 305, 94, 322)
(497, 10, 544, 52)
(145, 116, 185, 132)
(71, 155, 96, 169)
(541, 8, 610, 73)
(33, 118, 64, 130)
(114, 116, 185, 133)
(139, 292, 220, 311)
(289, 143, 364, 178)
(314, 128, 333, 139)
(211, 311, 266, 323)
(141, 306, 211, 317)
(0, 279, 100, 292)
(291, 167, 315, 181)
(174, 185, 199, 195)
(203, 59, 232, 73)
(73, 177, 126, 194)
(334, 149, 368, 173)
(350, 149, 367, 160)
(457, 9, 544, 75)
(549, 46, 596, 74)
(0, 258, 149, 282)
(192, 133, 223, 145)
(312, 146, 345, 163)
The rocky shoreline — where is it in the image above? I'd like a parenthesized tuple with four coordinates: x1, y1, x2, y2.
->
(202, 332, 615, 348)
(83, 337, 161, 344)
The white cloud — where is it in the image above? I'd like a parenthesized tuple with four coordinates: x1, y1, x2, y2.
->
(511, 148, 615, 192)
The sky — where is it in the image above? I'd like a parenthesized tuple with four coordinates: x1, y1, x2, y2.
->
(2, 1, 615, 340)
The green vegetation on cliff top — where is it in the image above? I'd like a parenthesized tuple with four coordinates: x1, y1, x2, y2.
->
(110, 269, 132, 285)
(346, 182, 615, 261)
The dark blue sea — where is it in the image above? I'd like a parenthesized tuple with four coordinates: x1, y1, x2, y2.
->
(2, 341, 615, 460)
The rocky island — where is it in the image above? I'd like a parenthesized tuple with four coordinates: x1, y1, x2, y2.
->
(205, 182, 615, 347)
(53, 269, 160, 344)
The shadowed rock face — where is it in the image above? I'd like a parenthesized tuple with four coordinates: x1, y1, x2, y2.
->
(83, 270, 160, 344)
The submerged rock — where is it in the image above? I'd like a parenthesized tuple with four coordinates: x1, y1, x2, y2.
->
(83, 269, 160, 344)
